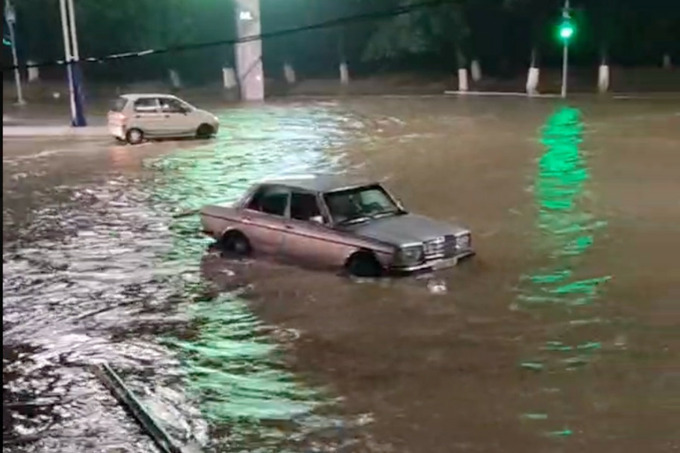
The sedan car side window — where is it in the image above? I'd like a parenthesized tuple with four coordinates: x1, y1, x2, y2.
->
(246, 186, 289, 216)
(324, 185, 400, 224)
(290, 192, 322, 222)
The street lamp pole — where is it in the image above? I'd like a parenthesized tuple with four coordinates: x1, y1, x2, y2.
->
(5, 0, 25, 105)
(234, 0, 264, 101)
(58, 0, 86, 127)
(560, 0, 571, 99)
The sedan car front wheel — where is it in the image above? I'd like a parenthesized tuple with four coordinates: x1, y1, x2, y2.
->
(346, 252, 383, 278)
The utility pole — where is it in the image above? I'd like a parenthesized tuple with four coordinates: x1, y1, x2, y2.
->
(4, 0, 25, 105)
(234, 0, 264, 101)
(559, 0, 574, 99)
(59, 0, 87, 126)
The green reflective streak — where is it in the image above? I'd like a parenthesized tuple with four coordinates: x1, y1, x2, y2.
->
(518, 105, 611, 437)
(146, 106, 351, 449)
(521, 106, 609, 308)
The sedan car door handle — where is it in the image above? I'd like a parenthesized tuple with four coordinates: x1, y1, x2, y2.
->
(285, 225, 294, 230)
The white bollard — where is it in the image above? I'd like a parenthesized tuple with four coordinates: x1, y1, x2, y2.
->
(470, 59, 482, 82)
(526, 67, 540, 95)
(663, 53, 672, 69)
(598, 64, 610, 93)
(339, 62, 349, 85)
(283, 62, 296, 84)
(27, 60, 40, 83)
(458, 68, 469, 92)
(222, 67, 237, 89)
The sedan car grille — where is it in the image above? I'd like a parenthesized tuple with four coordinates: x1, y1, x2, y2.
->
(424, 235, 457, 258)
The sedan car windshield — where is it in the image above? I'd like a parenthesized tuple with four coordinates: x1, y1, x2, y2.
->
(324, 184, 402, 225)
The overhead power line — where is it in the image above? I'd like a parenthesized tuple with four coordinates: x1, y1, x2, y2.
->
(1, 0, 459, 71)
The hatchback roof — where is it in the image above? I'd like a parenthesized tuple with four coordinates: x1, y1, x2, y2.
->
(119, 93, 179, 100)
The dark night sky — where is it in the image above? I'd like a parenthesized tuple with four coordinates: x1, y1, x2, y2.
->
(3, 0, 680, 82)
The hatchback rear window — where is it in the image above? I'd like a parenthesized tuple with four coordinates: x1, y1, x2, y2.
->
(110, 97, 127, 112)
(133, 98, 159, 112)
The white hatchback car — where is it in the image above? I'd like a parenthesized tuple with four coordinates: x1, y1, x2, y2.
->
(108, 94, 220, 144)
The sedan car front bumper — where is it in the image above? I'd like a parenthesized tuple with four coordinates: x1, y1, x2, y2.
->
(390, 249, 475, 273)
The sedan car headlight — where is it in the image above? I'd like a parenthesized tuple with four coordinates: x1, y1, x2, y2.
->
(456, 233, 471, 249)
(395, 244, 424, 265)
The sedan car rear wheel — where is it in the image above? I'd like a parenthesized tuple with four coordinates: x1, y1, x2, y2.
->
(347, 252, 383, 278)
(221, 231, 251, 256)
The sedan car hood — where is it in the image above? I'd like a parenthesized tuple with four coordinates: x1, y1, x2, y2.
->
(342, 213, 468, 246)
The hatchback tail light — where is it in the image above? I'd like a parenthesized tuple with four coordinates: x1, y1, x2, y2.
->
(108, 112, 127, 124)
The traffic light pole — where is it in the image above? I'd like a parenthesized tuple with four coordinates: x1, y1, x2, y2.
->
(560, 0, 570, 99)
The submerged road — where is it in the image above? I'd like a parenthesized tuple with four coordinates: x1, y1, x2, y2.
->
(3, 97, 679, 452)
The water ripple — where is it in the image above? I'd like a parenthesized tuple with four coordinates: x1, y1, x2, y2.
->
(3, 102, 365, 452)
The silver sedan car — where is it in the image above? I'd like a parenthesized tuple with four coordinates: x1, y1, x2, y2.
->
(200, 175, 475, 277)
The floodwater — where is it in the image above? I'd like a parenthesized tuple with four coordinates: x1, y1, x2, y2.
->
(3, 96, 679, 453)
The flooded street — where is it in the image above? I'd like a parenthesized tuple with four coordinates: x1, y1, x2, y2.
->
(3, 96, 679, 452)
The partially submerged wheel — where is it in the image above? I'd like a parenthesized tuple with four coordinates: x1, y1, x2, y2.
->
(196, 123, 215, 139)
(346, 252, 383, 278)
(220, 231, 251, 256)
(126, 128, 144, 145)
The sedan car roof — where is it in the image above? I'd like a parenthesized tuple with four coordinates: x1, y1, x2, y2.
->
(261, 174, 374, 193)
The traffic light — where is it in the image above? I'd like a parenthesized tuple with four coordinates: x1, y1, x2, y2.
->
(558, 20, 575, 41)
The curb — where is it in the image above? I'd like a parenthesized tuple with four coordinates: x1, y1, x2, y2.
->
(3, 126, 109, 138)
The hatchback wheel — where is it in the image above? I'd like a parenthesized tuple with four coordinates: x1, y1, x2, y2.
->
(126, 128, 144, 145)
(196, 124, 215, 139)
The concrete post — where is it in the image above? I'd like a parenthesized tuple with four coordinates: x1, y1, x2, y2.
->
(339, 62, 350, 85)
(526, 48, 540, 96)
(457, 68, 469, 92)
(663, 53, 672, 69)
(27, 61, 40, 83)
(283, 62, 296, 84)
(222, 67, 237, 89)
(470, 59, 482, 82)
(235, 0, 264, 101)
(169, 69, 181, 90)
(598, 64, 610, 93)
(456, 47, 468, 92)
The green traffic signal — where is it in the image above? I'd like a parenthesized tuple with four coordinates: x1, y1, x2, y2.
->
(558, 20, 575, 41)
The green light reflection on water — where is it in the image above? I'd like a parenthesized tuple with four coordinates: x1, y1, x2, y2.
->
(518, 106, 611, 309)
(145, 106, 352, 449)
(518, 105, 612, 436)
